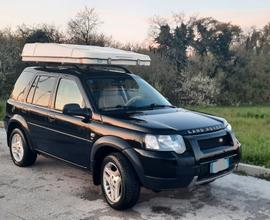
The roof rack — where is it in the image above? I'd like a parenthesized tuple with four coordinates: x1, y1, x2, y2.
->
(34, 63, 132, 74)
(22, 43, 151, 66)
(85, 64, 132, 73)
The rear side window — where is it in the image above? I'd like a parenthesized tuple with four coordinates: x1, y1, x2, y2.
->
(11, 71, 35, 101)
(26, 76, 39, 103)
(55, 78, 85, 111)
(32, 76, 57, 107)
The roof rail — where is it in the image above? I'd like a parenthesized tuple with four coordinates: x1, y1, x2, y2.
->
(85, 65, 132, 73)
(32, 63, 132, 74)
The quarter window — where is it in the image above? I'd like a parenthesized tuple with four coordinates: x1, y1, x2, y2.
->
(55, 78, 85, 111)
(32, 76, 57, 107)
(26, 76, 39, 103)
(11, 71, 35, 101)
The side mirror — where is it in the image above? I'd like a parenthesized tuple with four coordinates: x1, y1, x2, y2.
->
(63, 103, 92, 120)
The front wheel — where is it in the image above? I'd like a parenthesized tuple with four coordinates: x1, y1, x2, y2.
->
(101, 153, 140, 210)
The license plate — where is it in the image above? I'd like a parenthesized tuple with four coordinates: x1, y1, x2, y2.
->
(210, 158, 229, 174)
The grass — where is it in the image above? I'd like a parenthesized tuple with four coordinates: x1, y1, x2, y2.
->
(188, 106, 270, 168)
(0, 100, 5, 121)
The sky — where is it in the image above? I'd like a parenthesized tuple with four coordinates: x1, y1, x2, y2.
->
(0, 0, 270, 44)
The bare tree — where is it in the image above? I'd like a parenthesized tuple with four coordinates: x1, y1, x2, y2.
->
(67, 7, 102, 45)
(17, 24, 64, 44)
(148, 16, 168, 41)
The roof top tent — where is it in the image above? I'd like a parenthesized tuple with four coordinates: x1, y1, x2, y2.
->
(21, 43, 151, 68)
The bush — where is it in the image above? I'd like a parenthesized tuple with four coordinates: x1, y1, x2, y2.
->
(175, 72, 220, 105)
(0, 100, 5, 121)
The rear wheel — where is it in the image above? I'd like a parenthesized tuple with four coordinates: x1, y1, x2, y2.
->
(9, 128, 37, 167)
(101, 153, 140, 210)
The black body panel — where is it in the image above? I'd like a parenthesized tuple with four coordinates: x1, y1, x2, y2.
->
(4, 66, 241, 190)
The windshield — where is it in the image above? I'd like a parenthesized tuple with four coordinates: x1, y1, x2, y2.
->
(86, 74, 173, 112)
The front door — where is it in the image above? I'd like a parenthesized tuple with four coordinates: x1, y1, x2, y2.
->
(48, 76, 92, 168)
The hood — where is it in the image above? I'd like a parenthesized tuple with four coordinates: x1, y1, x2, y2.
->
(102, 108, 226, 134)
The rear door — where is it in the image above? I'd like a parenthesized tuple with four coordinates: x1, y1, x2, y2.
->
(48, 75, 92, 168)
(26, 73, 58, 152)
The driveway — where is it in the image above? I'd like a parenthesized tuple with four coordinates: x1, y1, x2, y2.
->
(0, 128, 270, 220)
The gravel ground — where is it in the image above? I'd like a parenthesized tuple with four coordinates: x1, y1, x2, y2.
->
(0, 128, 270, 220)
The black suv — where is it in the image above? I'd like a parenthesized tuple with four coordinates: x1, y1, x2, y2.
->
(4, 65, 241, 210)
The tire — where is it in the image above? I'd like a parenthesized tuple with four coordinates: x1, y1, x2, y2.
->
(101, 152, 140, 210)
(9, 128, 37, 167)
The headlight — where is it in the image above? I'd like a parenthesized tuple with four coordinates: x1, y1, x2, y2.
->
(226, 123, 232, 131)
(224, 120, 232, 131)
(222, 119, 232, 131)
(145, 134, 186, 154)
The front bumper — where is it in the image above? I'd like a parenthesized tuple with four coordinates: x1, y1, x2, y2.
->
(123, 130, 241, 191)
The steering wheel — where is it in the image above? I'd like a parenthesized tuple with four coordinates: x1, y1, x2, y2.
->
(125, 96, 143, 106)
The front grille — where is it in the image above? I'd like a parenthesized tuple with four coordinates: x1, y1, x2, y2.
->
(198, 134, 233, 150)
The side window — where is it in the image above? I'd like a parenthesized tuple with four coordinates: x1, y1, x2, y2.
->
(32, 76, 57, 107)
(11, 71, 35, 102)
(55, 78, 85, 111)
(26, 76, 39, 103)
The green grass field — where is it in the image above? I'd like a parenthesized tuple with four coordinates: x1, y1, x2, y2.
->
(0, 100, 269, 168)
(189, 106, 270, 168)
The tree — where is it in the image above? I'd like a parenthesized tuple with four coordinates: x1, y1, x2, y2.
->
(154, 22, 194, 70)
(192, 18, 241, 61)
(0, 29, 22, 74)
(0, 29, 23, 98)
(17, 24, 64, 44)
(172, 23, 193, 70)
(261, 23, 270, 54)
(67, 7, 107, 46)
(246, 24, 270, 55)
(154, 25, 173, 57)
(192, 17, 217, 57)
(210, 23, 241, 61)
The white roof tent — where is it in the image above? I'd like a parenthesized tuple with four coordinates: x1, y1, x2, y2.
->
(21, 43, 151, 66)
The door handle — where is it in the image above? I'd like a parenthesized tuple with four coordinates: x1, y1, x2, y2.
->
(48, 114, 56, 123)
(21, 107, 29, 114)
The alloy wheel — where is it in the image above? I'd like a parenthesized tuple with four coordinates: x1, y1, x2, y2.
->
(103, 162, 122, 203)
(11, 133, 24, 162)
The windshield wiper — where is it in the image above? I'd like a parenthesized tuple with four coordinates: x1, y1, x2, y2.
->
(101, 104, 176, 111)
(140, 103, 177, 109)
(101, 105, 137, 111)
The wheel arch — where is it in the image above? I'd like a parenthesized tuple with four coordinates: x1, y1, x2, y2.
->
(91, 136, 144, 186)
(6, 115, 33, 150)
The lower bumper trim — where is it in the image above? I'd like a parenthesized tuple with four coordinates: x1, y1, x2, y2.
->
(188, 170, 234, 188)
(197, 170, 233, 185)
